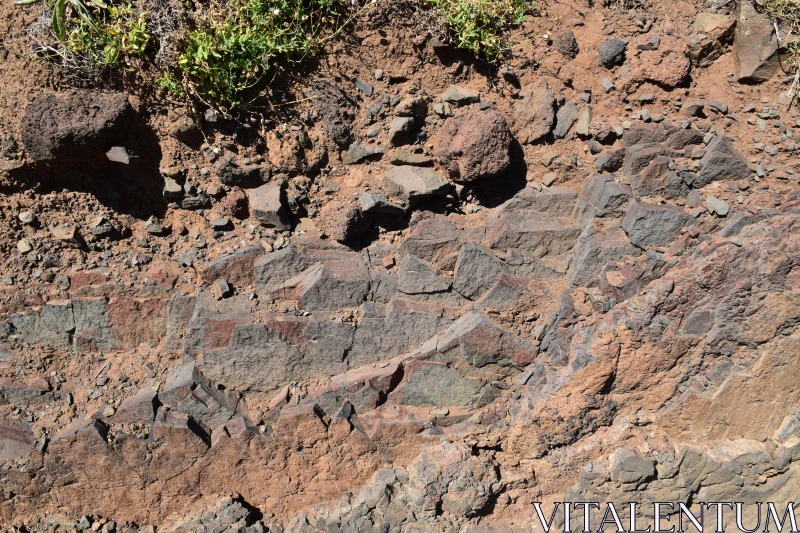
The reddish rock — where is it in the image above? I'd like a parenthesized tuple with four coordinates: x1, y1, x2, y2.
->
(220, 187, 249, 219)
(436, 108, 512, 182)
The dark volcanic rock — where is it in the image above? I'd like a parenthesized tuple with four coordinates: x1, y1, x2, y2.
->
(20, 91, 133, 161)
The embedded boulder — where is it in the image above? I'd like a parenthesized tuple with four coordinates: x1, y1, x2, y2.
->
(20, 91, 134, 162)
(436, 108, 512, 182)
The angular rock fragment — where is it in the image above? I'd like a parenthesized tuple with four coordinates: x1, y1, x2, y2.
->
(341, 142, 383, 164)
(621, 199, 696, 248)
(383, 166, 452, 207)
(696, 137, 750, 187)
(596, 38, 627, 68)
(442, 85, 480, 106)
(397, 253, 451, 295)
(436, 108, 512, 182)
(249, 184, 291, 229)
(513, 80, 556, 144)
(360, 192, 405, 215)
(20, 91, 133, 161)
(318, 200, 369, 243)
(553, 102, 579, 139)
(388, 117, 415, 146)
(576, 174, 633, 220)
(453, 243, 505, 300)
(112, 387, 157, 425)
(734, 0, 780, 82)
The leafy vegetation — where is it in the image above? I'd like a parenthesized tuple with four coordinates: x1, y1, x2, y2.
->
(46, 0, 150, 68)
(21, 0, 534, 108)
(428, 0, 532, 61)
(177, 0, 346, 108)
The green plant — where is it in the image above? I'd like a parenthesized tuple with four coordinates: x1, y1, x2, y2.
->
(428, 0, 532, 61)
(177, 0, 346, 109)
(62, 3, 150, 67)
(157, 71, 186, 98)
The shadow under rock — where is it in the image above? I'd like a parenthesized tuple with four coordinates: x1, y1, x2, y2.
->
(8, 117, 169, 221)
(468, 138, 528, 209)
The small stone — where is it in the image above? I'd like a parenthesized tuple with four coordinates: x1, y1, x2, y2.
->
(102, 405, 115, 417)
(499, 64, 517, 82)
(374, 68, 384, 80)
(212, 278, 232, 299)
(360, 192, 405, 215)
(105, 146, 131, 164)
(210, 217, 232, 230)
(51, 225, 79, 242)
(706, 195, 730, 217)
(341, 142, 384, 165)
(637, 35, 660, 51)
(163, 177, 183, 200)
(682, 100, 705, 116)
(249, 184, 291, 230)
(18, 211, 35, 225)
(542, 172, 558, 187)
(597, 38, 627, 68)
(709, 100, 728, 114)
(575, 108, 592, 136)
(17, 238, 33, 254)
(388, 117, 415, 146)
(144, 217, 165, 235)
(390, 150, 432, 166)
(602, 78, 615, 92)
(442, 85, 480, 107)
(355, 78, 374, 96)
(554, 30, 579, 58)
(553, 101, 579, 138)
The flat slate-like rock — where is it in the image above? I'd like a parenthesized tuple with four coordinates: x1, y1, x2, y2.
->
(383, 166, 452, 207)
(621, 199, 696, 248)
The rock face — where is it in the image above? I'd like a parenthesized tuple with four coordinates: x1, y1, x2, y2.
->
(436, 108, 512, 182)
(20, 91, 133, 161)
(4, 4, 800, 531)
(734, 0, 780, 82)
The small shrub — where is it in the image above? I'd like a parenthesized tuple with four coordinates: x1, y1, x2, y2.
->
(48, 0, 150, 68)
(428, 0, 532, 61)
(177, 0, 347, 109)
